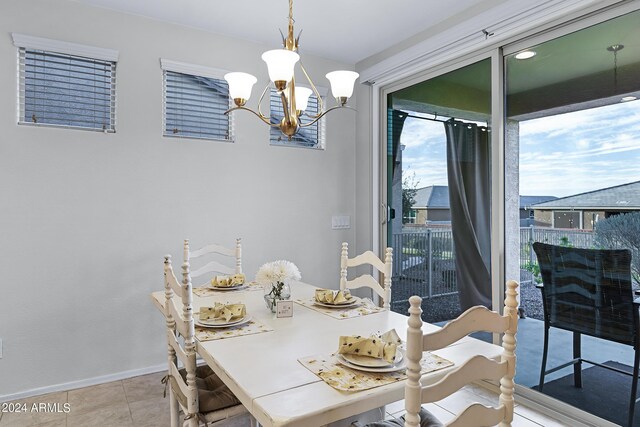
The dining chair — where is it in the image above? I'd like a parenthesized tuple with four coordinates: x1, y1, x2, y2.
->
(532, 242, 639, 427)
(358, 280, 519, 427)
(184, 238, 242, 283)
(340, 242, 393, 309)
(163, 254, 254, 427)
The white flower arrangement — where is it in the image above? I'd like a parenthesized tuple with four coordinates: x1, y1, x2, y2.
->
(256, 261, 301, 311)
(255, 260, 301, 286)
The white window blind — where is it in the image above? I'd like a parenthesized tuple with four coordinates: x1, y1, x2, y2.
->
(270, 89, 323, 148)
(18, 48, 116, 131)
(163, 70, 232, 141)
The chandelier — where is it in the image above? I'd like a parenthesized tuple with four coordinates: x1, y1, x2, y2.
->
(223, 0, 359, 140)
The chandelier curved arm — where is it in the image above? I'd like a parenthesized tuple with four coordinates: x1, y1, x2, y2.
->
(298, 105, 356, 127)
(256, 83, 273, 122)
(225, 106, 278, 127)
(299, 61, 324, 118)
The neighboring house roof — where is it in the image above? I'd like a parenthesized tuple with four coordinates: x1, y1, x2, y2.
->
(412, 186, 555, 210)
(413, 186, 449, 209)
(531, 181, 640, 210)
(520, 195, 557, 209)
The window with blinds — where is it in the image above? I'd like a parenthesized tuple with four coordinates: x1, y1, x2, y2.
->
(163, 71, 232, 141)
(269, 89, 323, 148)
(18, 48, 116, 132)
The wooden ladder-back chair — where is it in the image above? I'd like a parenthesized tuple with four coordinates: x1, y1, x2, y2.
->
(533, 242, 639, 427)
(403, 280, 519, 427)
(359, 281, 519, 427)
(185, 238, 242, 283)
(340, 242, 393, 309)
(163, 254, 252, 427)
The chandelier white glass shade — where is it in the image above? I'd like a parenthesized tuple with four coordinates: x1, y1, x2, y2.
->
(224, 0, 358, 139)
(291, 86, 312, 112)
(224, 72, 257, 106)
(326, 71, 359, 104)
(261, 49, 300, 90)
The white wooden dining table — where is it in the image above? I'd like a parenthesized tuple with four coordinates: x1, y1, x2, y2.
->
(150, 281, 504, 427)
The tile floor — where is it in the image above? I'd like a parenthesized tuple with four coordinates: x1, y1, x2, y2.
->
(0, 371, 569, 427)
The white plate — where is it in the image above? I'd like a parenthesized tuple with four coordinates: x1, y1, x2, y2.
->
(342, 348, 404, 367)
(336, 349, 407, 373)
(195, 315, 252, 329)
(208, 284, 247, 291)
(313, 297, 361, 309)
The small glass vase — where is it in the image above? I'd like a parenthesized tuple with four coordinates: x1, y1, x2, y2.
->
(263, 282, 291, 313)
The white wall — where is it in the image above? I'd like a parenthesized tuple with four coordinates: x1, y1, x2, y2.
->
(0, 0, 357, 397)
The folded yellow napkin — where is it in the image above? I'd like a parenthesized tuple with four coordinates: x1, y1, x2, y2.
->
(211, 273, 245, 288)
(315, 288, 352, 304)
(338, 329, 400, 363)
(200, 302, 246, 322)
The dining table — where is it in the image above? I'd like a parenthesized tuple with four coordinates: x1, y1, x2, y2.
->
(150, 280, 504, 427)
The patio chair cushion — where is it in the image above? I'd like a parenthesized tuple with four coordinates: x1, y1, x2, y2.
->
(366, 407, 444, 427)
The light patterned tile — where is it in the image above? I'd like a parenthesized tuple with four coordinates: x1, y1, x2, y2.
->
(384, 412, 397, 420)
(434, 388, 496, 414)
(384, 399, 404, 414)
(512, 412, 545, 426)
(514, 403, 568, 427)
(31, 421, 67, 427)
(128, 396, 170, 427)
(67, 381, 127, 416)
(122, 371, 166, 404)
(464, 383, 502, 403)
(66, 403, 132, 427)
(423, 403, 456, 424)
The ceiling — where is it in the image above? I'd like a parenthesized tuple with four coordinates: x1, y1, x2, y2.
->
(390, 8, 640, 121)
(70, 0, 493, 64)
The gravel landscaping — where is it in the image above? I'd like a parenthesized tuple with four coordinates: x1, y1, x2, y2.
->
(391, 272, 544, 323)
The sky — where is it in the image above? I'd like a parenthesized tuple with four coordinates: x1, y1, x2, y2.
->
(400, 100, 640, 198)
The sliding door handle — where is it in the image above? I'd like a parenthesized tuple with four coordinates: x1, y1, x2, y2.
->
(381, 203, 387, 224)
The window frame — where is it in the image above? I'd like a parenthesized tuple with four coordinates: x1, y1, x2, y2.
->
(160, 59, 234, 143)
(12, 33, 119, 133)
(269, 86, 326, 150)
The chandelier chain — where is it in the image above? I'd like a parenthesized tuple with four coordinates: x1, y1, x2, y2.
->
(289, 0, 293, 25)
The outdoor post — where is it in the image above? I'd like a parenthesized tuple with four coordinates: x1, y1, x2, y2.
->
(427, 229, 433, 298)
(529, 225, 535, 283)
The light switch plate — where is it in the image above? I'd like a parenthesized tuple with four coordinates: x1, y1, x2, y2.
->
(331, 215, 351, 229)
(0, 338, 3, 358)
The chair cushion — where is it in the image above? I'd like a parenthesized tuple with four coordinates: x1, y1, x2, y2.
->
(366, 407, 444, 427)
(177, 365, 241, 413)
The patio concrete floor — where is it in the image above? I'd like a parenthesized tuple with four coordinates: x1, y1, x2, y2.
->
(513, 317, 635, 388)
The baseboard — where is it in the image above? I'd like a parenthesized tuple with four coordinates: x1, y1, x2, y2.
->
(0, 363, 166, 403)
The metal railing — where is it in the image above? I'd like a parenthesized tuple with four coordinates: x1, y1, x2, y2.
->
(519, 226, 595, 284)
(392, 226, 596, 301)
(391, 229, 457, 302)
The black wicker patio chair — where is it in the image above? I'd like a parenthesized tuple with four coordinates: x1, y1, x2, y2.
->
(533, 242, 640, 427)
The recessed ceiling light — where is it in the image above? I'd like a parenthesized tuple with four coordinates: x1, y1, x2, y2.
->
(621, 96, 637, 102)
(515, 51, 536, 60)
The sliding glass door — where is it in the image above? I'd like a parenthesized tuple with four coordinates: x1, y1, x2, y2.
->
(384, 58, 493, 323)
(379, 3, 639, 424)
(504, 9, 640, 425)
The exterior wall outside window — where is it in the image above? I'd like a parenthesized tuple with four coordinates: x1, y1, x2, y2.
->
(534, 210, 553, 227)
(553, 211, 581, 229)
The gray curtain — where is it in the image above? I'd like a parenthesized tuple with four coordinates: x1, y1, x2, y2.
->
(444, 119, 491, 310)
(389, 109, 408, 175)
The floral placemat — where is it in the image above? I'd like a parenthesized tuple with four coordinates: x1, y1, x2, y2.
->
(299, 352, 453, 392)
(193, 281, 265, 297)
(295, 298, 385, 319)
(195, 319, 273, 342)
